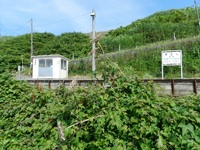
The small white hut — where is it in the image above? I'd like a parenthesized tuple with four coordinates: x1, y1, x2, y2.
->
(32, 54, 69, 79)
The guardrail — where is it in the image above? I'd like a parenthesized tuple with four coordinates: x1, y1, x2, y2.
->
(23, 79, 200, 96)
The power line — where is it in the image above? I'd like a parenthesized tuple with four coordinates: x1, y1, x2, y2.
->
(1, 21, 29, 36)
(34, 13, 89, 28)
(1, 13, 90, 35)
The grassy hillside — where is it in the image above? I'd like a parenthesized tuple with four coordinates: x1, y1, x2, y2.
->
(1, 7, 200, 78)
(99, 7, 200, 52)
(69, 35, 200, 79)
(69, 7, 200, 78)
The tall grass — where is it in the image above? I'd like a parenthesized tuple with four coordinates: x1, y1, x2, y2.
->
(68, 35, 200, 79)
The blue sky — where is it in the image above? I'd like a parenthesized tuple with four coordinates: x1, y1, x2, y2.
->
(0, 0, 195, 36)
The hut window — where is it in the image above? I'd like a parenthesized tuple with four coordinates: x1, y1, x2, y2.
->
(46, 59, 52, 67)
(39, 59, 52, 67)
(39, 59, 45, 67)
(61, 59, 66, 70)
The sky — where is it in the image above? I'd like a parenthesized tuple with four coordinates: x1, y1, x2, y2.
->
(0, 0, 196, 36)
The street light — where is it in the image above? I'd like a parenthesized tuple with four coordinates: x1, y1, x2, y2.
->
(91, 9, 96, 72)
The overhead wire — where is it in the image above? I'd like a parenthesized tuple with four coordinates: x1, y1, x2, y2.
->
(2, 20, 30, 36)
(34, 13, 90, 28)
(33, 12, 90, 34)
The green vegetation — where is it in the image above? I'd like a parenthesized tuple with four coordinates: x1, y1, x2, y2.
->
(1, 64, 200, 149)
(1, 7, 200, 78)
(100, 7, 200, 52)
(95, 7, 200, 78)
(70, 36, 200, 78)
(0, 32, 91, 73)
(1, 8, 200, 149)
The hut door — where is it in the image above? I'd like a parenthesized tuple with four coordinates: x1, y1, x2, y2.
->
(38, 59, 53, 77)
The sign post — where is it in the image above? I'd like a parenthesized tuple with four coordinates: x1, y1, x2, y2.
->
(161, 50, 183, 79)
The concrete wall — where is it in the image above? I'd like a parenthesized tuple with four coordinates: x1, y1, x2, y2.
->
(24, 79, 200, 96)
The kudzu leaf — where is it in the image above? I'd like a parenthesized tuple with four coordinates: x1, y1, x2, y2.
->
(157, 134, 163, 148)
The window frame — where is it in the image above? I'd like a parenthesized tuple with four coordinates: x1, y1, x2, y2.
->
(39, 59, 52, 68)
(61, 59, 66, 70)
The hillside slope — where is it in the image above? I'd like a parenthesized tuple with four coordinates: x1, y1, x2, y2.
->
(0, 7, 200, 77)
(100, 7, 200, 53)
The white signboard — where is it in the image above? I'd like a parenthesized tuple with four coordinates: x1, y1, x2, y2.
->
(162, 50, 182, 66)
(161, 50, 183, 79)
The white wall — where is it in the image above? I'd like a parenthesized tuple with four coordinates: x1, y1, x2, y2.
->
(53, 57, 61, 78)
(32, 55, 68, 79)
(59, 60, 68, 78)
(32, 58, 38, 79)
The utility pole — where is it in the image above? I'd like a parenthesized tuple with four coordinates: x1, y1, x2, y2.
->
(91, 9, 96, 72)
(194, 0, 200, 28)
(30, 18, 33, 67)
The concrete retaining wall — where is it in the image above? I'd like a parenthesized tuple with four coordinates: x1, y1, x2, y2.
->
(23, 79, 200, 96)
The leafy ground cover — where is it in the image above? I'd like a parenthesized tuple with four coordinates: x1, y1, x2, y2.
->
(1, 64, 200, 149)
